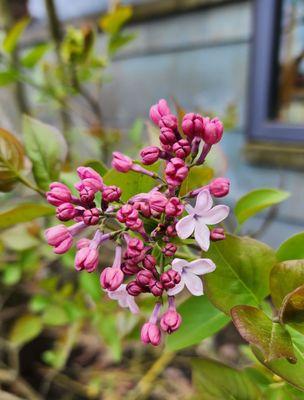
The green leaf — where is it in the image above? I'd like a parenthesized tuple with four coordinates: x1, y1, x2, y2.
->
(108, 32, 135, 55)
(0, 203, 53, 229)
(270, 260, 304, 308)
(0, 225, 39, 251)
(128, 118, 144, 144)
(166, 296, 229, 351)
(99, 6, 132, 35)
(83, 159, 108, 176)
(277, 232, 304, 262)
(252, 330, 304, 392)
(94, 311, 122, 361)
(23, 115, 67, 190)
(235, 188, 290, 226)
(192, 358, 261, 400)
(180, 165, 214, 196)
(21, 43, 51, 68)
(29, 295, 50, 312)
(231, 305, 296, 363)
(279, 285, 304, 334)
(3, 17, 30, 53)
(0, 70, 18, 86)
(2, 264, 21, 285)
(9, 314, 42, 347)
(0, 127, 24, 192)
(204, 235, 276, 314)
(42, 305, 70, 326)
(103, 167, 157, 202)
(79, 272, 101, 302)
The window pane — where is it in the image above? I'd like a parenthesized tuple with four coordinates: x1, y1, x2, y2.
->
(275, 0, 304, 124)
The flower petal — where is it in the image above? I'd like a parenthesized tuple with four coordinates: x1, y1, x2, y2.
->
(183, 272, 204, 296)
(194, 221, 210, 251)
(195, 189, 213, 214)
(127, 297, 139, 314)
(185, 203, 195, 214)
(172, 258, 189, 273)
(176, 215, 195, 239)
(200, 205, 230, 225)
(186, 258, 216, 275)
(167, 279, 185, 296)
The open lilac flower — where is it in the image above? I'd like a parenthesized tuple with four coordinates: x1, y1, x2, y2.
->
(107, 284, 139, 314)
(176, 189, 229, 251)
(167, 258, 216, 296)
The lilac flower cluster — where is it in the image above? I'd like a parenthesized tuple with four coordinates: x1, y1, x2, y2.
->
(44, 99, 230, 346)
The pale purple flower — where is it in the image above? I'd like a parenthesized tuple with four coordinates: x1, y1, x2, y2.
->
(176, 189, 229, 251)
(107, 284, 139, 314)
(167, 257, 216, 296)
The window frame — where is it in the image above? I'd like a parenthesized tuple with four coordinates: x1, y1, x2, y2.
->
(247, 0, 304, 143)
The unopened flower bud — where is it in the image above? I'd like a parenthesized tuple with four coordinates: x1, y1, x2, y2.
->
(149, 192, 168, 216)
(141, 322, 161, 346)
(76, 238, 91, 249)
(136, 270, 154, 287)
(121, 262, 141, 276)
(100, 267, 124, 291)
(160, 269, 181, 289)
(182, 113, 204, 139)
(83, 208, 100, 225)
(112, 152, 133, 173)
(149, 280, 164, 297)
(102, 185, 122, 202)
(165, 197, 184, 217)
(140, 146, 160, 165)
(166, 224, 177, 237)
(44, 225, 73, 254)
(126, 238, 144, 257)
(46, 182, 72, 206)
(149, 99, 171, 125)
(172, 139, 191, 159)
(75, 247, 99, 272)
(160, 127, 176, 147)
(143, 254, 157, 271)
(56, 202, 76, 221)
(203, 117, 223, 144)
(210, 227, 225, 241)
(77, 184, 95, 204)
(160, 309, 182, 334)
(126, 280, 143, 296)
(77, 166, 103, 191)
(159, 114, 177, 130)
(162, 243, 177, 257)
(117, 205, 138, 223)
(209, 177, 230, 197)
(165, 158, 188, 188)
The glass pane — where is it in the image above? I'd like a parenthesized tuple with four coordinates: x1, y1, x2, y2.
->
(275, 0, 304, 124)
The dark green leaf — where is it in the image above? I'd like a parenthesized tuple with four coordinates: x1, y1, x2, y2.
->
(277, 232, 304, 262)
(9, 314, 42, 347)
(235, 188, 290, 226)
(231, 305, 296, 363)
(180, 165, 214, 196)
(192, 358, 261, 400)
(204, 235, 276, 314)
(270, 260, 304, 308)
(23, 115, 67, 190)
(166, 296, 229, 351)
(0, 203, 53, 229)
(84, 159, 108, 176)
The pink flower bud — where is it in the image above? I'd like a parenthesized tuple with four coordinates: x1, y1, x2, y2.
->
(182, 113, 204, 139)
(165, 197, 184, 217)
(149, 192, 168, 216)
(44, 225, 73, 254)
(160, 269, 181, 289)
(162, 243, 177, 257)
(100, 267, 124, 291)
(77, 166, 103, 191)
(76, 183, 95, 204)
(121, 262, 141, 276)
(102, 185, 122, 202)
(160, 127, 176, 147)
(203, 117, 223, 145)
(140, 146, 160, 165)
(210, 227, 226, 241)
(159, 114, 178, 130)
(143, 254, 157, 271)
(149, 280, 164, 297)
(126, 238, 144, 258)
(83, 208, 100, 225)
(149, 99, 171, 125)
(112, 152, 133, 173)
(172, 139, 191, 159)
(46, 182, 72, 206)
(76, 238, 91, 249)
(75, 247, 99, 272)
(209, 177, 230, 197)
(126, 280, 143, 296)
(141, 322, 161, 346)
(136, 270, 154, 287)
(160, 309, 182, 334)
(117, 204, 137, 223)
(56, 202, 76, 221)
(165, 158, 189, 188)
(166, 224, 177, 237)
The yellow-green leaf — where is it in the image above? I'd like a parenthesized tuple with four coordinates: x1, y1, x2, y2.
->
(3, 17, 30, 53)
(9, 314, 43, 347)
(99, 6, 132, 35)
(0, 203, 53, 229)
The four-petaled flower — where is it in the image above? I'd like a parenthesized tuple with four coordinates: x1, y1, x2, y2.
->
(107, 284, 139, 314)
(167, 258, 216, 296)
(176, 189, 229, 251)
